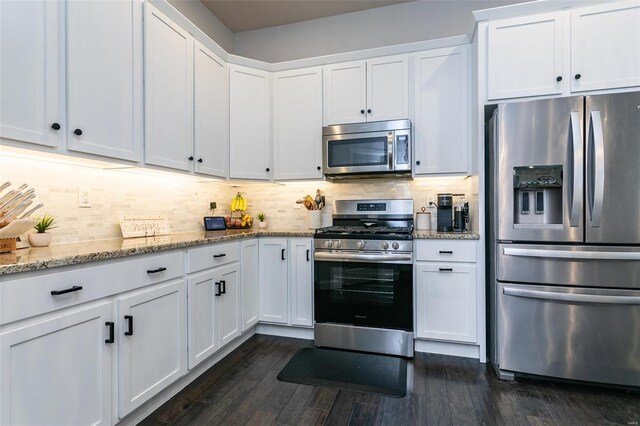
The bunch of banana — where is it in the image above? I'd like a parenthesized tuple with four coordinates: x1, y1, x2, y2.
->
(230, 192, 247, 212)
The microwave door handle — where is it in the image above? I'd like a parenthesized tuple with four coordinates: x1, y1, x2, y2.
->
(569, 112, 583, 227)
(589, 110, 605, 227)
(387, 132, 394, 170)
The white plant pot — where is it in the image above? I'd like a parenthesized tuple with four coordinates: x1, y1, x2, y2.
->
(28, 232, 52, 247)
(258, 221, 267, 229)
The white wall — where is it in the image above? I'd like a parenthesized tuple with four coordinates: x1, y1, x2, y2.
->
(167, 0, 235, 52)
(232, 0, 522, 63)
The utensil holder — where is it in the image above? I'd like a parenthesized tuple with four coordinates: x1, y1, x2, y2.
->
(307, 210, 322, 229)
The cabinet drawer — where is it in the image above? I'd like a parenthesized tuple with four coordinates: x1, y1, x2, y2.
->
(187, 241, 240, 273)
(415, 240, 477, 263)
(1, 251, 184, 325)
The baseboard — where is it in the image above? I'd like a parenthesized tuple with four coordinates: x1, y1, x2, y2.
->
(117, 328, 256, 426)
(256, 323, 314, 340)
(414, 339, 480, 359)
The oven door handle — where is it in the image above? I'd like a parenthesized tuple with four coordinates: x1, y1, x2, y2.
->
(314, 251, 412, 263)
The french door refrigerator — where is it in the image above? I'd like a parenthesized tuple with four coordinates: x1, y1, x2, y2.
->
(487, 91, 640, 387)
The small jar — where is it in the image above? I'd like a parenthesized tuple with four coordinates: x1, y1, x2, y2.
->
(416, 207, 431, 231)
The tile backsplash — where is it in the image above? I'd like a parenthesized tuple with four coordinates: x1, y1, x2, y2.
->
(1, 154, 478, 244)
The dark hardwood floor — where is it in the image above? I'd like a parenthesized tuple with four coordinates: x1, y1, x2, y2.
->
(140, 335, 640, 426)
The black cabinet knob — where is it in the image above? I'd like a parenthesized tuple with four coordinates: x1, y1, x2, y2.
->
(266, 167, 270, 172)
(51, 122, 61, 130)
(197, 158, 203, 163)
(575, 74, 581, 80)
(188, 156, 194, 161)
(367, 109, 371, 113)
(73, 128, 82, 136)
(416, 160, 421, 165)
(317, 166, 321, 171)
(360, 109, 365, 114)
(556, 76, 563, 82)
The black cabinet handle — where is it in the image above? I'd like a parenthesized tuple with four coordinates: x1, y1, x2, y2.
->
(281, 248, 285, 260)
(266, 167, 270, 172)
(51, 285, 83, 296)
(215, 281, 222, 297)
(220, 280, 226, 295)
(575, 73, 581, 80)
(360, 109, 365, 114)
(439, 250, 453, 254)
(197, 158, 203, 163)
(306, 249, 310, 262)
(105, 321, 115, 344)
(73, 128, 82, 136)
(51, 122, 61, 130)
(439, 268, 453, 272)
(146, 267, 166, 274)
(416, 160, 421, 165)
(188, 156, 194, 161)
(124, 315, 134, 336)
(556, 76, 563, 82)
(317, 166, 321, 171)
(213, 253, 226, 258)
(367, 109, 371, 113)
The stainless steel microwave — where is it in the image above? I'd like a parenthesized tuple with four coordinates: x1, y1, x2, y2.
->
(322, 119, 411, 180)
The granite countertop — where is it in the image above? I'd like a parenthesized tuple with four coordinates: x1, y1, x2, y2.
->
(413, 230, 480, 240)
(0, 228, 314, 276)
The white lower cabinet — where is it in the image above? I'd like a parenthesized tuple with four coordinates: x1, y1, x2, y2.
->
(0, 301, 113, 426)
(415, 262, 477, 343)
(415, 240, 478, 348)
(259, 238, 313, 327)
(117, 280, 187, 417)
(187, 244, 243, 370)
(241, 239, 259, 331)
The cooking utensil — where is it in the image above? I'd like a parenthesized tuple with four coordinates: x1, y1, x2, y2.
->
(0, 182, 10, 193)
(0, 189, 34, 214)
(0, 190, 17, 207)
(0, 200, 33, 225)
(19, 203, 44, 219)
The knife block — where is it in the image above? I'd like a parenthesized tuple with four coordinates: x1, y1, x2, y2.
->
(0, 238, 16, 253)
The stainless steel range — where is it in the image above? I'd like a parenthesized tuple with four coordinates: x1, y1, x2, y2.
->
(313, 199, 414, 357)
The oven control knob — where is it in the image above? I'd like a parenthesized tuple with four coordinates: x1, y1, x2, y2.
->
(324, 240, 333, 248)
(356, 240, 365, 249)
(334, 240, 342, 248)
(392, 242, 400, 250)
(381, 241, 389, 250)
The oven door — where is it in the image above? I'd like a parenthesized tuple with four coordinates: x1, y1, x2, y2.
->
(323, 131, 393, 175)
(314, 256, 413, 331)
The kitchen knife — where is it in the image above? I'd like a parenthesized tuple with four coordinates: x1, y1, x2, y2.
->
(19, 203, 44, 219)
(0, 182, 10, 193)
(0, 200, 33, 224)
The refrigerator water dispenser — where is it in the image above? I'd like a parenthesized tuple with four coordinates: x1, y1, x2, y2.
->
(513, 165, 563, 225)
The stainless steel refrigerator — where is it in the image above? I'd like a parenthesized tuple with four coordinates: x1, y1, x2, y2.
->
(487, 92, 640, 387)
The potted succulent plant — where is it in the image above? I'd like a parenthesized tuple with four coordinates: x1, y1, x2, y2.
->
(28, 214, 57, 247)
(257, 213, 267, 229)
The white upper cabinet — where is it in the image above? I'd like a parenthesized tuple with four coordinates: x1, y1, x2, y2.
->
(144, 4, 193, 171)
(273, 67, 323, 180)
(323, 55, 408, 125)
(413, 45, 470, 175)
(229, 64, 271, 180)
(66, 0, 142, 161)
(570, 1, 640, 92)
(366, 55, 409, 122)
(193, 41, 228, 178)
(0, 0, 63, 148)
(487, 12, 566, 100)
(323, 61, 367, 125)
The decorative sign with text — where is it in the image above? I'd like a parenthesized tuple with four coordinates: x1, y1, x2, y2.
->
(119, 216, 171, 239)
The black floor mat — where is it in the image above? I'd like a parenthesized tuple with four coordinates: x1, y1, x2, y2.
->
(277, 347, 407, 398)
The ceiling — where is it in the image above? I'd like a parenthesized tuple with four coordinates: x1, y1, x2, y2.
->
(200, 0, 415, 32)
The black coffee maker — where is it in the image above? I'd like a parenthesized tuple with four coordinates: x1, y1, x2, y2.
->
(436, 193, 453, 232)
(452, 194, 469, 232)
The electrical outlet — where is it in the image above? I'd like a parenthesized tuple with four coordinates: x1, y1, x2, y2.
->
(426, 193, 437, 209)
(79, 187, 91, 208)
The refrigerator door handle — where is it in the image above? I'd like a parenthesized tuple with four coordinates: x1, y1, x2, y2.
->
(503, 247, 640, 260)
(503, 287, 640, 305)
(569, 112, 583, 227)
(589, 110, 605, 227)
